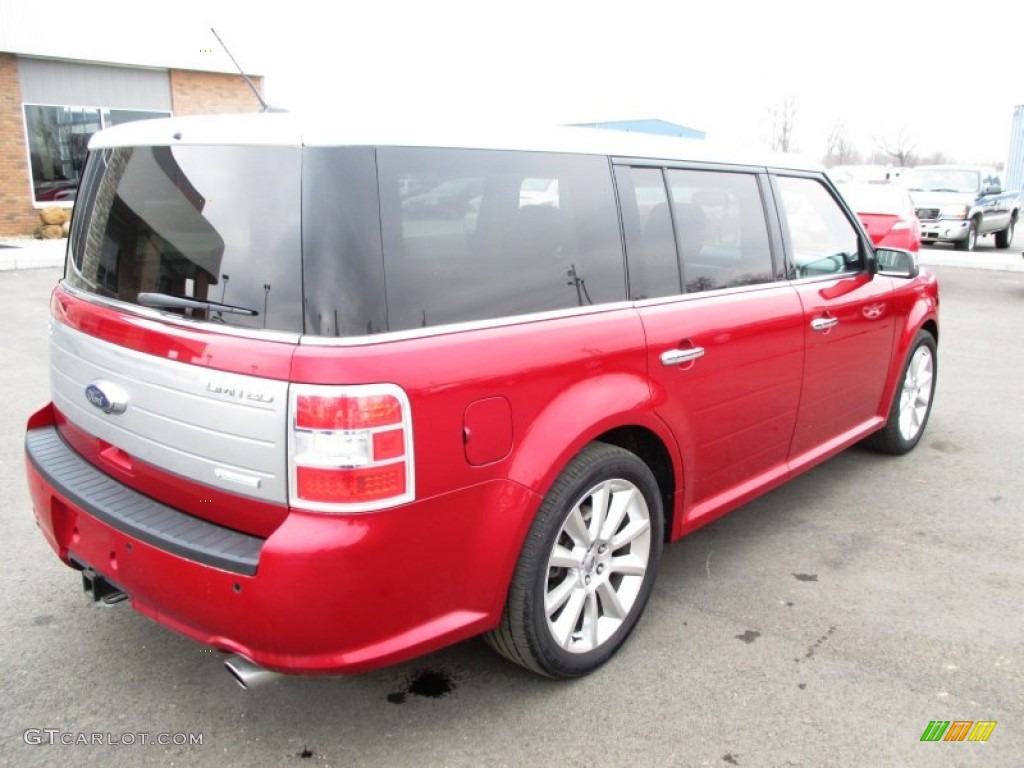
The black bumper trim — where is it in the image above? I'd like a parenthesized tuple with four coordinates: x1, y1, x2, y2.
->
(26, 426, 263, 575)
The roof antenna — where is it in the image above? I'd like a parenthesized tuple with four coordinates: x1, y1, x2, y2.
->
(210, 28, 286, 113)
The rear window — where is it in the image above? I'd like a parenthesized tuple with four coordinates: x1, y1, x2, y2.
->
(67, 145, 304, 333)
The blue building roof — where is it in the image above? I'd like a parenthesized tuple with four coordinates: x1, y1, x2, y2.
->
(571, 119, 705, 140)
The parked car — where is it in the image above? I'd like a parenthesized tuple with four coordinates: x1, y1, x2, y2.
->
(828, 165, 896, 184)
(837, 182, 921, 252)
(901, 165, 1021, 251)
(24, 115, 939, 685)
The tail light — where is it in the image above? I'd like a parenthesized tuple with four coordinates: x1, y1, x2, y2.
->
(288, 384, 414, 512)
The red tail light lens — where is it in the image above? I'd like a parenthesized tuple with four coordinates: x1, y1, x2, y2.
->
(297, 464, 407, 503)
(372, 429, 406, 461)
(289, 384, 414, 512)
(296, 393, 402, 430)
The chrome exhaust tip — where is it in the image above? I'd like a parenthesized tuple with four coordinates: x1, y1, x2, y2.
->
(224, 654, 281, 690)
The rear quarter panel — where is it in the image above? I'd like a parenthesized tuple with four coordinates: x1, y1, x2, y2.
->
(290, 306, 671, 533)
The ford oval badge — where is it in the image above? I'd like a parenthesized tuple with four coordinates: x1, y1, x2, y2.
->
(84, 380, 128, 415)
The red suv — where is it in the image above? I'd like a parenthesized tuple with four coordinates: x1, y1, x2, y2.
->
(24, 115, 939, 684)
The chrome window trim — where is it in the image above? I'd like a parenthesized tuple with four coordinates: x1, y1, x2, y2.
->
(63, 280, 820, 348)
(629, 280, 789, 310)
(784, 271, 872, 287)
(298, 302, 639, 347)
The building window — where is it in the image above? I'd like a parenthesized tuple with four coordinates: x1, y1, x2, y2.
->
(23, 105, 169, 205)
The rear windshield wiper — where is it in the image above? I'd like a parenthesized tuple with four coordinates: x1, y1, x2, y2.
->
(927, 188, 961, 193)
(137, 292, 259, 316)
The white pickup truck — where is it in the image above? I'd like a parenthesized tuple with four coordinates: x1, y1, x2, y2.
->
(903, 165, 1020, 251)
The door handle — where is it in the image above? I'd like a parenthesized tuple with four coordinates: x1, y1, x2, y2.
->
(660, 347, 705, 366)
(810, 316, 839, 332)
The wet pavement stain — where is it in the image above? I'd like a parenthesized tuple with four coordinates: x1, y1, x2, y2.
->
(387, 668, 456, 704)
(32, 615, 55, 626)
(929, 440, 962, 454)
(297, 747, 313, 758)
(793, 573, 818, 582)
(794, 625, 837, 663)
(723, 753, 739, 765)
(735, 630, 761, 644)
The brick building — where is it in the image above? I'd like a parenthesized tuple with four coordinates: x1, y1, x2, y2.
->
(0, 11, 265, 236)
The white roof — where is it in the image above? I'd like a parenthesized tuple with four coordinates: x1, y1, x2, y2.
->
(89, 113, 823, 171)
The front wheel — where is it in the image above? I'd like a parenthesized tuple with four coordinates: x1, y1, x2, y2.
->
(994, 218, 1015, 249)
(485, 442, 663, 677)
(954, 219, 977, 251)
(864, 330, 937, 455)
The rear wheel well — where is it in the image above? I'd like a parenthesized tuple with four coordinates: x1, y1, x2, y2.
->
(596, 426, 676, 541)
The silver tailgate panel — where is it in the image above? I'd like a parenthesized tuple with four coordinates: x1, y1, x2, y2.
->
(50, 320, 289, 505)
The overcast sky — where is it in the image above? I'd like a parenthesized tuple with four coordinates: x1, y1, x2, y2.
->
(9, 0, 1024, 165)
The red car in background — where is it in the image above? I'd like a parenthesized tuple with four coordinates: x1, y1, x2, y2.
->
(837, 181, 921, 252)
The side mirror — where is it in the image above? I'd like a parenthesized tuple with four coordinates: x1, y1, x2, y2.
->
(875, 247, 919, 278)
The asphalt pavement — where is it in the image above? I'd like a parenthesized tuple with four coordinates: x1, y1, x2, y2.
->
(1, 244, 1022, 767)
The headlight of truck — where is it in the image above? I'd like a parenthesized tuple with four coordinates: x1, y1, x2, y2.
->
(939, 204, 968, 220)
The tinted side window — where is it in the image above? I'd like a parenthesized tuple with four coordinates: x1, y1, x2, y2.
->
(616, 167, 681, 300)
(775, 176, 862, 278)
(665, 169, 773, 292)
(377, 148, 625, 331)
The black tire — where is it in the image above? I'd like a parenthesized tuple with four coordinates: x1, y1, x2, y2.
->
(954, 219, 977, 251)
(864, 330, 937, 455)
(484, 442, 664, 678)
(994, 217, 1015, 249)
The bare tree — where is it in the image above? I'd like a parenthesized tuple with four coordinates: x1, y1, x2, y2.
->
(768, 96, 798, 153)
(873, 125, 918, 167)
(917, 150, 954, 165)
(824, 120, 861, 166)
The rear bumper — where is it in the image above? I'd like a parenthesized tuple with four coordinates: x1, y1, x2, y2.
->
(26, 427, 262, 574)
(25, 412, 539, 675)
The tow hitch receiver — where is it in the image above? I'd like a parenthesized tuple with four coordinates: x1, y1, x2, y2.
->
(76, 561, 128, 605)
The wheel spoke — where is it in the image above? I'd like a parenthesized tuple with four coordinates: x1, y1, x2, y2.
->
(563, 506, 591, 547)
(582, 591, 600, 648)
(609, 552, 648, 576)
(599, 486, 635, 542)
(611, 517, 651, 550)
(596, 580, 627, 620)
(915, 367, 933, 395)
(551, 587, 587, 649)
(549, 544, 583, 569)
(587, 483, 610, 542)
(545, 572, 577, 616)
